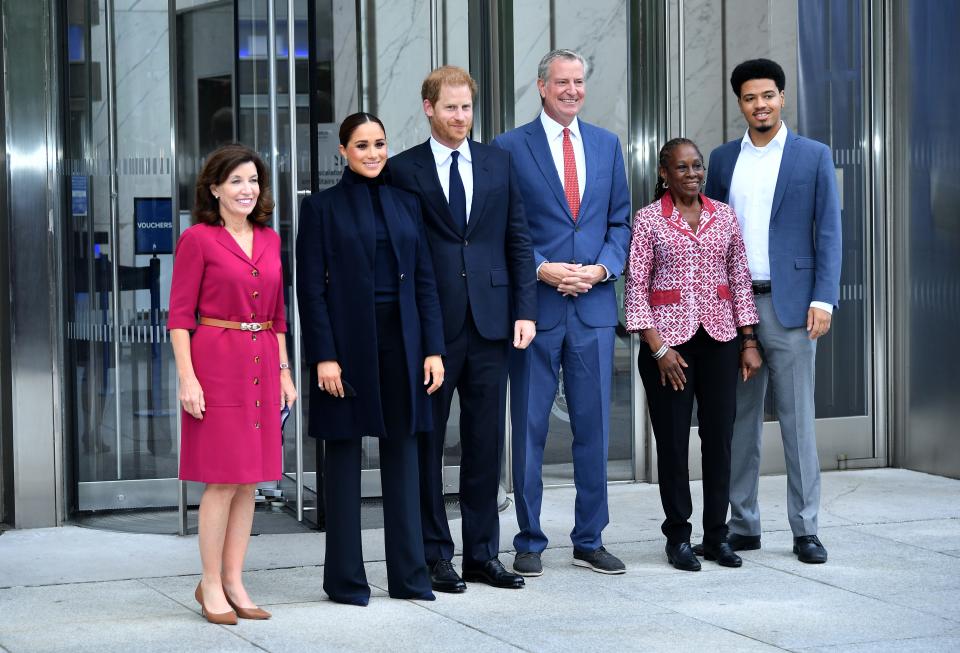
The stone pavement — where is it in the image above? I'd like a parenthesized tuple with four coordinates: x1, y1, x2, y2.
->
(1, 468, 958, 652)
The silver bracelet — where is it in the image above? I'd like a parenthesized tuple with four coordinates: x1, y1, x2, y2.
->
(651, 344, 669, 360)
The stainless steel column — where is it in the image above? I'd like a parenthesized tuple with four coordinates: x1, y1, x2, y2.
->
(169, 0, 189, 536)
(631, 0, 668, 482)
(3, 0, 67, 527)
(104, 0, 124, 480)
(287, 0, 304, 521)
(0, 2, 9, 524)
(268, 0, 280, 230)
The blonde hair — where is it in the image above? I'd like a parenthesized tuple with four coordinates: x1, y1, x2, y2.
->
(421, 65, 478, 106)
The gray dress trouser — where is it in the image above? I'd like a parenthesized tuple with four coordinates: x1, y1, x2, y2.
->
(728, 293, 821, 538)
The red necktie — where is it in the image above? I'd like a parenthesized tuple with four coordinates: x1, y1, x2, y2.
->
(562, 128, 580, 221)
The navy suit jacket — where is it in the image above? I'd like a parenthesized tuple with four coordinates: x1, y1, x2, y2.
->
(296, 172, 445, 440)
(704, 129, 842, 329)
(387, 139, 537, 342)
(492, 118, 631, 330)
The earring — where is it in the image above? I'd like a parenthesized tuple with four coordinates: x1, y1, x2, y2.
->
(663, 181, 669, 189)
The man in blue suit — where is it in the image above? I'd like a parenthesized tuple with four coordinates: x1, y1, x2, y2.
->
(493, 49, 631, 576)
(701, 58, 842, 564)
(389, 66, 537, 592)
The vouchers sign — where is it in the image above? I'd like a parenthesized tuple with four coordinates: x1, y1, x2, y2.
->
(134, 197, 174, 255)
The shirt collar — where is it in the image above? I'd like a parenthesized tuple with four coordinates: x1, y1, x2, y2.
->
(660, 190, 716, 218)
(429, 136, 472, 165)
(539, 110, 581, 142)
(740, 121, 788, 152)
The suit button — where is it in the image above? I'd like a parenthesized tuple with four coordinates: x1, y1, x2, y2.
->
(463, 240, 469, 246)
(255, 355, 261, 363)
(460, 270, 466, 277)
(256, 400, 261, 407)
(399, 273, 406, 281)
(250, 312, 256, 319)
(253, 377, 260, 385)
(252, 291, 260, 298)
(251, 334, 257, 341)
(575, 226, 580, 232)
(251, 269, 259, 277)
(254, 422, 261, 429)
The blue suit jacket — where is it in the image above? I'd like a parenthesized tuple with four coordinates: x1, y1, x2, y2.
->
(296, 172, 445, 440)
(704, 130, 842, 329)
(492, 118, 631, 330)
(387, 139, 537, 342)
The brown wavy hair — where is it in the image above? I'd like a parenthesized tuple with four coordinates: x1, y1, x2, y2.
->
(193, 143, 274, 226)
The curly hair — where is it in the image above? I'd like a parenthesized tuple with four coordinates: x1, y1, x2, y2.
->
(193, 143, 274, 226)
(654, 138, 704, 201)
(730, 58, 786, 97)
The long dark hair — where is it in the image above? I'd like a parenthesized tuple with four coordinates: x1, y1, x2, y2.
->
(653, 138, 704, 201)
(194, 143, 274, 226)
(339, 112, 386, 146)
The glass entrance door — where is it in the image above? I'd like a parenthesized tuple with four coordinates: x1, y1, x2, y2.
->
(64, 0, 181, 514)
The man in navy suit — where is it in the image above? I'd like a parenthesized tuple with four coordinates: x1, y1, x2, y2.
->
(389, 66, 537, 592)
(701, 58, 842, 564)
(493, 49, 631, 576)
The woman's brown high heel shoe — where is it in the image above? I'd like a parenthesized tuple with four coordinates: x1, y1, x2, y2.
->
(223, 588, 272, 620)
(194, 582, 238, 625)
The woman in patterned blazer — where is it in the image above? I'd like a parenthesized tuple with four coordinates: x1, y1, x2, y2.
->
(624, 138, 761, 572)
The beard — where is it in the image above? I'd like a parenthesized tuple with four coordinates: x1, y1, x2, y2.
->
(754, 123, 773, 133)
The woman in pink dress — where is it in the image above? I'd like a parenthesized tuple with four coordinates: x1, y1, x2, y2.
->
(169, 143, 297, 624)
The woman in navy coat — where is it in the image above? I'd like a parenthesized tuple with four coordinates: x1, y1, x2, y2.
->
(296, 112, 446, 605)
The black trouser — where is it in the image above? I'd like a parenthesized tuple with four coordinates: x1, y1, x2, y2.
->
(419, 309, 508, 568)
(638, 327, 739, 546)
(323, 303, 432, 604)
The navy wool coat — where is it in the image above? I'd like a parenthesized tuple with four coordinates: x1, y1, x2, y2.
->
(296, 171, 446, 440)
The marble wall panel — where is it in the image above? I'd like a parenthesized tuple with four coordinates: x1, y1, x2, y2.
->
(555, 0, 629, 147)
(332, 0, 358, 120)
(718, 0, 798, 141)
(683, 0, 725, 157)
(680, 0, 799, 167)
(512, 0, 628, 152)
(512, 1, 551, 126)
(369, 0, 432, 154)
(443, 0, 470, 71)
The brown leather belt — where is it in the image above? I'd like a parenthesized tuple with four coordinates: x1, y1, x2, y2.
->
(198, 317, 273, 332)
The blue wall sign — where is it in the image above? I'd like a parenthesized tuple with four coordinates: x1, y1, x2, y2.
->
(134, 197, 174, 255)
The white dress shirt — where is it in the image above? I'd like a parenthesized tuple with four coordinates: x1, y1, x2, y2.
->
(728, 122, 832, 314)
(539, 111, 585, 201)
(430, 136, 473, 222)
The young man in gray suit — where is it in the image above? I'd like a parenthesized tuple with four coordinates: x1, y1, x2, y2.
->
(700, 58, 842, 564)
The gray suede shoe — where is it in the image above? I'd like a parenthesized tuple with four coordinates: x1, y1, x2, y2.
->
(572, 546, 626, 574)
(513, 551, 543, 577)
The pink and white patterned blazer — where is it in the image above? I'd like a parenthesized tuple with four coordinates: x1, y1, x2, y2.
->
(624, 192, 758, 346)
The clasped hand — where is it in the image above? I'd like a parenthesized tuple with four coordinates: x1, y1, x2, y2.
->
(539, 262, 606, 296)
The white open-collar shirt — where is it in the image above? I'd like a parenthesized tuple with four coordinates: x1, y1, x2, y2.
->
(430, 136, 474, 222)
(728, 122, 832, 314)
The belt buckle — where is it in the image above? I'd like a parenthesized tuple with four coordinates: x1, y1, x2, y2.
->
(241, 322, 262, 332)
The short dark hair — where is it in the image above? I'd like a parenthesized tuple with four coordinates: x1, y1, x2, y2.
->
(729, 58, 786, 97)
(194, 143, 273, 226)
(339, 112, 386, 146)
(654, 138, 704, 201)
